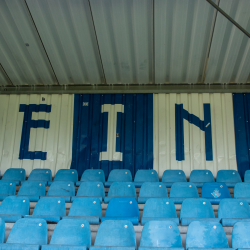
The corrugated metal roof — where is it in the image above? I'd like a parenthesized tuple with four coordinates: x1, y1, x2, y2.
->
(0, 64, 11, 86)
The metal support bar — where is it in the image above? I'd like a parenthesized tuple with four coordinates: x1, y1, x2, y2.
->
(206, 0, 250, 38)
(1, 84, 250, 94)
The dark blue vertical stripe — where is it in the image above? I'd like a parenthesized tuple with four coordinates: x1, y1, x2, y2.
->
(175, 104, 185, 161)
(204, 104, 213, 161)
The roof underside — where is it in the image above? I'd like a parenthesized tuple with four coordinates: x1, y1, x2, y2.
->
(0, 0, 250, 92)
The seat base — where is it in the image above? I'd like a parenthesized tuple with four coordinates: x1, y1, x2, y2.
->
(181, 218, 220, 225)
(42, 245, 88, 250)
(24, 215, 61, 223)
(141, 217, 179, 225)
(0, 243, 40, 250)
(101, 217, 139, 225)
(63, 216, 100, 225)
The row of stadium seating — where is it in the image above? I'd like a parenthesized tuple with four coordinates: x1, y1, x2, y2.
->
(0, 218, 249, 250)
(1, 168, 248, 187)
(0, 196, 250, 226)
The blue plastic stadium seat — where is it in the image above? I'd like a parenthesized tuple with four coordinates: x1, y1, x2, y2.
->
(139, 221, 184, 250)
(170, 183, 198, 204)
(105, 169, 132, 187)
(0, 196, 29, 222)
(218, 198, 250, 226)
(0, 181, 16, 201)
(101, 198, 140, 225)
(42, 219, 91, 250)
(18, 181, 46, 202)
(25, 197, 66, 223)
(26, 169, 52, 186)
(141, 198, 179, 225)
(232, 222, 250, 250)
(104, 182, 136, 203)
(138, 182, 168, 204)
(162, 170, 187, 188)
(201, 183, 231, 204)
(234, 183, 250, 203)
(0, 218, 47, 250)
(76, 169, 105, 186)
(180, 198, 219, 225)
(48, 169, 78, 185)
(0, 219, 5, 243)
(216, 170, 242, 187)
(71, 182, 105, 202)
(244, 170, 250, 183)
(46, 181, 75, 202)
(66, 198, 102, 224)
(189, 170, 214, 188)
(90, 220, 136, 250)
(134, 170, 159, 188)
(2, 168, 26, 185)
(186, 221, 231, 250)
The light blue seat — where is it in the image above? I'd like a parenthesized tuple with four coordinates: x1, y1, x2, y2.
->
(71, 182, 105, 202)
(90, 220, 136, 250)
(76, 169, 105, 186)
(18, 181, 46, 202)
(234, 183, 250, 203)
(141, 198, 179, 225)
(104, 182, 136, 203)
(189, 170, 214, 188)
(0, 219, 5, 243)
(0, 181, 16, 201)
(48, 169, 78, 185)
(26, 169, 52, 186)
(170, 183, 198, 204)
(46, 181, 75, 202)
(216, 170, 242, 187)
(162, 170, 187, 188)
(232, 222, 250, 250)
(244, 170, 250, 183)
(0, 218, 47, 250)
(25, 197, 66, 223)
(186, 221, 231, 250)
(2, 168, 26, 185)
(0, 196, 29, 222)
(66, 198, 102, 225)
(42, 219, 91, 250)
(134, 170, 159, 188)
(201, 183, 231, 204)
(101, 198, 140, 225)
(105, 169, 132, 187)
(180, 198, 219, 225)
(138, 182, 168, 204)
(139, 221, 184, 250)
(218, 198, 250, 226)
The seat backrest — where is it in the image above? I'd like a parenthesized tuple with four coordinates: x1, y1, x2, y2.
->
(170, 183, 198, 198)
(216, 170, 242, 183)
(28, 169, 52, 182)
(180, 198, 215, 219)
(49, 219, 91, 246)
(232, 222, 250, 249)
(134, 170, 159, 183)
(18, 181, 46, 196)
(94, 220, 136, 247)
(0, 218, 5, 243)
(142, 198, 177, 218)
(162, 170, 187, 183)
(0, 181, 16, 195)
(0, 196, 29, 215)
(234, 183, 250, 198)
(218, 199, 249, 219)
(47, 181, 75, 197)
(140, 221, 182, 248)
(201, 182, 231, 199)
(186, 221, 228, 249)
(77, 182, 105, 199)
(107, 182, 136, 198)
(6, 218, 47, 245)
(105, 198, 140, 219)
(244, 170, 250, 183)
(2, 168, 26, 181)
(80, 169, 105, 183)
(68, 198, 102, 218)
(54, 169, 78, 183)
(107, 169, 132, 182)
(189, 170, 214, 183)
(33, 197, 66, 217)
(139, 182, 168, 198)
